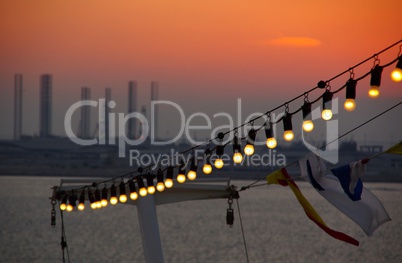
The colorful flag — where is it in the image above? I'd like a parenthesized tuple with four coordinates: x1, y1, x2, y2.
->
(266, 168, 359, 246)
(299, 153, 391, 236)
(385, 142, 402, 155)
(330, 161, 364, 201)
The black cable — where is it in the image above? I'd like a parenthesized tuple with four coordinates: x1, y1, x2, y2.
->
(59, 209, 71, 263)
(236, 199, 250, 263)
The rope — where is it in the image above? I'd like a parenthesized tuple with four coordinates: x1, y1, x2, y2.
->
(59, 209, 71, 263)
(236, 199, 250, 263)
(239, 98, 402, 191)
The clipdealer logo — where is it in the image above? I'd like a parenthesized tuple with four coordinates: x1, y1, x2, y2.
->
(64, 98, 339, 164)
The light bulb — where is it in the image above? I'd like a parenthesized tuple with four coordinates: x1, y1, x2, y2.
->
(233, 152, 243, 164)
(266, 137, 277, 149)
(202, 164, 212, 174)
(100, 199, 108, 207)
(177, 174, 186, 184)
(110, 196, 118, 205)
(344, 99, 356, 111)
(139, 187, 148, 197)
(78, 203, 85, 211)
(130, 192, 138, 200)
(156, 169, 165, 192)
(165, 178, 173, 188)
(66, 204, 73, 212)
(96, 201, 102, 209)
(147, 186, 156, 194)
(187, 170, 197, 180)
(244, 144, 254, 156)
(156, 182, 165, 192)
(214, 158, 224, 169)
(368, 86, 379, 98)
(60, 203, 67, 211)
(283, 130, 294, 141)
(119, 195, 127, 203)
(321, 109, 333, 120)
(302, 120, 314, 132)
(90, 202, 97, 210)
(391, 68, 402, 82)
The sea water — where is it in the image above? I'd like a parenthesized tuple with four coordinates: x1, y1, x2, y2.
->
(0, 176, 401, 263)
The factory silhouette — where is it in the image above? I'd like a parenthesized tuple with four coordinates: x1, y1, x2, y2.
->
(3, 74, 172, 176)
(13, 74, 160, 143)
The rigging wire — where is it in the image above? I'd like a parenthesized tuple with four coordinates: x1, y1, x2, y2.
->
(240, 98, 402, 191)
(236, 198, 250, 263)
(59, 209, 71, 263)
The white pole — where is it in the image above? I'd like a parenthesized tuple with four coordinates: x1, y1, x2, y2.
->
(137, 194, 164, 263)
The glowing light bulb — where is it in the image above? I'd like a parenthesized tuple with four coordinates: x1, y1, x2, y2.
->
(302, 120, 314, 132)
(368, 86, 379, 98)
(130, 192, 138, 200)
(96, 201, 102, 209)
(283, 130, 294, 141)
(139, 187, 148, 197)
(147, 186, 156, 194)
(244, 144, 255, 156)
(214, 158, 224, 169)
(321, 109, 333, 120)
(391, 68, 402, 82)
(110, 196, 118, 205)
(202, 164, 212, 174)
(156, 182, 165, 192)
(266, 137, 277, 149)
(66, 204, 73, 212)
(177, 173, 186, 184)
(100, 199, 108, 207)
(78, 203, 85, 211)
(233, 152, 243, 164)
(187, 170, 197, 180)
(90, 202, 97, 209)
(119, 194, 127, 203)
(60, 203, 67, 211)
(164, 178, 173, 188)
(344, 99, 356, 111)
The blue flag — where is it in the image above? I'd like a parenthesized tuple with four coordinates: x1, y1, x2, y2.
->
(330, 164, 363, 201)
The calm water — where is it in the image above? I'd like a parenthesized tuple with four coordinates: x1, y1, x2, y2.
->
(1, 176, 402, 263)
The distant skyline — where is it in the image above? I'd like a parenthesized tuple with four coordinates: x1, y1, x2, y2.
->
(0, 0, 401, 146)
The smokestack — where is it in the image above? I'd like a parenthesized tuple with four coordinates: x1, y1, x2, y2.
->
(151, 81, 159, 140)
(105, 88, 111, 144)
(40, 74, 52, 138)
(79, 87, 91, 139)
(139, 105, 147, 139)
(14, 74, 23, 140)
(128, 81, 137, 140)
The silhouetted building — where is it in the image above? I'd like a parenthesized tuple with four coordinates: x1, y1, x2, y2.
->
(151, 81, 159, 140)
(139, 105, 147, 138)
(40, 74, 52, 138)
(78, 87, 91, 139)
(105, 88, 111, 144)
(14, 74, 23, 140)
(128, 81, 137, 140)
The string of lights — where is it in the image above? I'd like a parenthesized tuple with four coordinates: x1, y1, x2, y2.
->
(52, 39, 402, 213)
(240, 98, 402, 191)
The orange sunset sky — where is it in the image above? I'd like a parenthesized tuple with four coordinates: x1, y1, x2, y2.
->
(0, 0, 401, 143)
